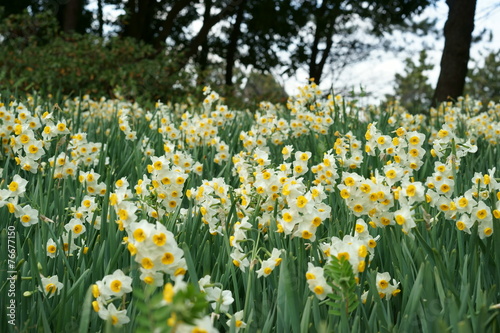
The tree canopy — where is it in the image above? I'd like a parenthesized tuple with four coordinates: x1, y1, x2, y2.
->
(0, 0, 488, 105)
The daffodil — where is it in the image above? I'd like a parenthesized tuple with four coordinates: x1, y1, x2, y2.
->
(39, 275, 63, 298)
(97, 303, 130, 328)
(101, 269, 133, 298)
(17, 204, 39, 227)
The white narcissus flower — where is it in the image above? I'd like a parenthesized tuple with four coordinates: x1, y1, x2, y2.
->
(46, 238, 57, 258)
(198, 275, 212, 292)
(8, 175, 28, 197)
(226, 310, 246, 331)
(39, 275, 63, 298)
(139, 269, 164, 287)
(97, 303, 130, 328)
(205, 287, 234, 313)
(176, 315, 219, 333)
(256, 249, 283, 278)
(101, 269, 133, 298)
(64, 218, 86, 236)
(0, 189, 11, 207)
(230, 250, 250, 272)
(17, 205, 39, 227)
(23, 140, 44, 160)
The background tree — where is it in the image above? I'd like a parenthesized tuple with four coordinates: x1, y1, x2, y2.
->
(465, 49, 500, 103)
(432, 0, 477, 105)
(385, 50, 434, 113)
(288, 0, 435, 85)
(1, 0, 453, 106)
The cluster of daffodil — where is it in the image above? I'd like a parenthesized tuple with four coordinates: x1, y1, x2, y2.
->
(331, 131, 364, 170)
(69, 93, 146, 125)
(305, 219, 399, 301)
(42, 169, 107, 260)
(118, 113, 138, 141)
(91, 269, 133, 328)
(108, 173, 188, 282)
(286, 83, 336, 138)
(235, 146, 333, 241)
(3, 82, 500, 331)
(423, 121, 499, 239)
(162, 276, 220, 333)
(49, 132, 104, 179)
(126, 219, 187, 283)
(1, 174, 39, 227)
(310, 148, 339, 192)
(239, 105, 290, 149)
(287, 87, 338, 137)
(0, 101, 70, 174)
(188, 177, 232, 235)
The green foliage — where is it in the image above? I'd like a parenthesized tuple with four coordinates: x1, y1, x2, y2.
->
(0, 9, 59, 47)
(324, 256, 359, 317)
(242, 71, 288, 105)
(465, 49, 500, 103)
(386, 49, 434, 113)
(131, 283, 208, 333)
(0, 11, 196, 103)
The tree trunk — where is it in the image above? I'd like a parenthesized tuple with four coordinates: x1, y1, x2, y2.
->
(225, 0, 247, 85)
(432, 0, 477, 106)
(198, 0, 213, 72)
(308, 1, 336, 84)
(123, 0, 156, 43)
(58, 0, 81, 33)
(97, 0, 104, 37)
(309, 35, 334, 84)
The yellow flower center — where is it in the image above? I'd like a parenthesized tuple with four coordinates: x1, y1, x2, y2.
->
(395, 215, 405, 225)
(297, 196, 308, 208)
(378, 280, 389, 289)
(161, 252, 174, 265)
(45, 283, 57, 294)
(141, 258, 154, 270)
(153, 233, 166, 246)
(73, 225, 83, 234)
(337, 252, 350, 261)
(110, 280, 122, 293)
(8, 181, 19, 192)
(313, 285, 324, 295)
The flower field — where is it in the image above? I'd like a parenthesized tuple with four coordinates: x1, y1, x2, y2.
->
(1, 83, 500, 332)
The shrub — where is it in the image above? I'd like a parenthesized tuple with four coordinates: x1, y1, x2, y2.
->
(0, 10, 196, 103)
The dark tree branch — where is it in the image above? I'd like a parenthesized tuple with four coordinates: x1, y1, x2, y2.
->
(154, 0, 194, 49)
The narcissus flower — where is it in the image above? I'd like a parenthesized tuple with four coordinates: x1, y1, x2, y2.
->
(46, 238, 57, 258)
(39, 275, 64, 298)
(101, 269, 133, 298)
(226, 310, 246, 331)
(97, 303, 130, 328)
(17, 204, 39, 227)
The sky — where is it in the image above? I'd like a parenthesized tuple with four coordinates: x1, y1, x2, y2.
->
(282, 0, 500, 104)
